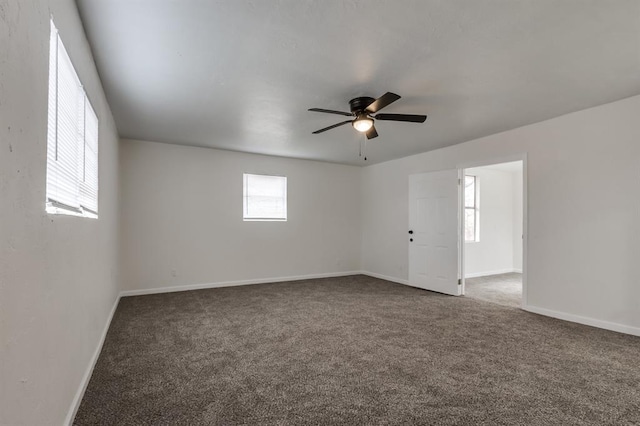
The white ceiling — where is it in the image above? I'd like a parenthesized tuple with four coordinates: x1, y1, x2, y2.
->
(76, 0, 640, 166)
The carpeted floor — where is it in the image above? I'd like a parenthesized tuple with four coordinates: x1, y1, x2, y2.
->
(75, 275, 640, 425)
(464, 272, 523, 307)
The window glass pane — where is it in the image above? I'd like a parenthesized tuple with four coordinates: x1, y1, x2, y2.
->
(48, 30, 83, 209)
(465, 208, 476, 241)
(46, 20, 98, 218)
(246, 174, 286, 198)
(243, 174, 287, 220)
(465, 175, 475, 208)
(246, 196, 285, 218)
(46, 23, 57, 199)
(79, 99, 99, 213)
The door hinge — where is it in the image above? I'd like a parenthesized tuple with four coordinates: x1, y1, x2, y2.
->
(458, 279, 462, 285)
(458, 178, 461, 185)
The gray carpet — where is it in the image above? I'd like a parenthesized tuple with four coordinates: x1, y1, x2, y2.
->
(465, 273, 523, 308)
(75, 275, 640, 425)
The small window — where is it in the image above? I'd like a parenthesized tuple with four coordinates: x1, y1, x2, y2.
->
(46, 20, 99, 218)
(464, 175, 479, 242)
(243, 174, 287, 221)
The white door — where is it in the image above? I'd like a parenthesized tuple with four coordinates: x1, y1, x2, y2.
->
(409, 170, 461, 295)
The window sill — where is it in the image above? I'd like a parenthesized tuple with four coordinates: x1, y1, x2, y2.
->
(243, 218, 287, 222)
(46, 204, 98, 219)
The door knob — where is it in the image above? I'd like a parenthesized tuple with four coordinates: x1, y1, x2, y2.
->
(408, 230, 413, 234)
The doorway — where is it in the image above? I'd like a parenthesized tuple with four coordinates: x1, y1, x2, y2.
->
(407, 157, 526, 302)
(461, 161, 524, 307)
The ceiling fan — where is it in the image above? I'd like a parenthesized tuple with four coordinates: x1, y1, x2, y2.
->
(308, 92, 427, 140)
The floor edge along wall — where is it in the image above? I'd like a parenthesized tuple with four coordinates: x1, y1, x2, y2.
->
(64, 271, 640, 425)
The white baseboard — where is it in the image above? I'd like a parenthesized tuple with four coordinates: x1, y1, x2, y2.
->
(360, 271, 409, 286)
(465, 268, 521, 279)
(120, 271, 362, 297)
(523, 304, 640, 337)
(64, 293, 121, 425)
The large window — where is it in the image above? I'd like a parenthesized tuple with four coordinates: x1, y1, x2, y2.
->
(46, 20, 99, 218)
(464, 175, 479, 242)
(243, 173, 287, 221)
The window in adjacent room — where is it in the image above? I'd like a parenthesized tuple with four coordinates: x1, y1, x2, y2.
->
(46, 19, 99, 218)
(464, 175, 479, 242)
(243, 173, 287, 221)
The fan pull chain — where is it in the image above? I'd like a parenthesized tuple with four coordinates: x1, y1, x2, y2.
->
(358, 137, 368, 161)
(363, 136, 367, 161)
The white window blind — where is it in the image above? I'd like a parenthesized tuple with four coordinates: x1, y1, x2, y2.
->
(46, 20, 98, 218)
(464, 175, 479, 242)
(243, 174, 287, 221)
(80, 100, 99, 214)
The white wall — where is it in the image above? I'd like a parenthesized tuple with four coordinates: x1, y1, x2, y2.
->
(0, 1, 120, 424)
(362, 95, 640, 333)
(464, 167, 518, 277)
(513, 169, 523, 271)
(120, 139, 362, 292)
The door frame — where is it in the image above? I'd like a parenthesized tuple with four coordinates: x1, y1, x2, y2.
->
(457, 153, 528, 308)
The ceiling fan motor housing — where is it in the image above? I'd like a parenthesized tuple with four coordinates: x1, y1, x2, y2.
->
(349, 97, 375, 114)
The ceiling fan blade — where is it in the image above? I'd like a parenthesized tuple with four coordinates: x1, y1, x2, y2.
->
(312, 120, 353, 134)
(366, 125, 378, 140)
(365, 92, 401, 113)
(308, 108, 353, 117)
(374, 113, 427, 123)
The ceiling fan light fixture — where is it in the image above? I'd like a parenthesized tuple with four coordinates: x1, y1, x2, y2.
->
(309, 93, 426, 141)
(352, 116, 374, 132)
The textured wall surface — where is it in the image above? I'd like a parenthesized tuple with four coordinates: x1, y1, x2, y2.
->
(513, 169, 523, 271)
(0, 0, 120, 424)
(119, 139, 362, 292)
(362, 95, 640, 331)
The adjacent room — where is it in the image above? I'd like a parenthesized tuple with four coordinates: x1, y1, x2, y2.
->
(2, 1, 640, 425)
(463, 161, 524, 308)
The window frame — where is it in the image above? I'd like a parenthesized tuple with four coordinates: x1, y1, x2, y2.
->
(242, 173, 288, 222)
(46, 19, 99, 219)
(464, 174, 480, 242)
